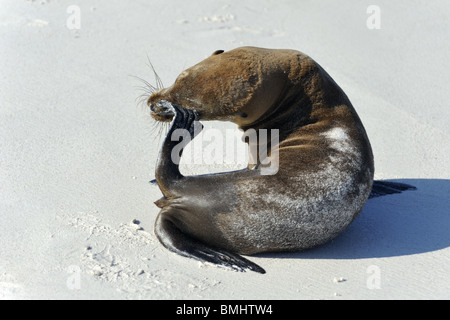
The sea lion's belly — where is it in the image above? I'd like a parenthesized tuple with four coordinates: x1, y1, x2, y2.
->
(218, 125, 373, 254)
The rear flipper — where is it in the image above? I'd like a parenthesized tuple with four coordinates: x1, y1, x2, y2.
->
(155, 214, 266, 274)
(369, 180, 417, 199)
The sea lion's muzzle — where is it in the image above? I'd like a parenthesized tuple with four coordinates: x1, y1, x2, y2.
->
(149, 100, 176, 122)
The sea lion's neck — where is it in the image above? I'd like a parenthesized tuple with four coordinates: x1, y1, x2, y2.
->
(238, 83, 315, 143)
(238, 87, 313, 168)
(239, 60, 350, 140)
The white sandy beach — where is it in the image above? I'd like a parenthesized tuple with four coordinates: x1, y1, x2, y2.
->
(1, 0, 449, 299)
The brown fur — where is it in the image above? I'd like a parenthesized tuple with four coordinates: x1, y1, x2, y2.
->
(147, 47, 374, 272)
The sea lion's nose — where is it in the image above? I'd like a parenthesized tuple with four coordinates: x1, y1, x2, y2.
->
(149, 103, 155, 112)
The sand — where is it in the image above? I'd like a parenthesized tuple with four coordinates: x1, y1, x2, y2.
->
(0, 0, 449, 299)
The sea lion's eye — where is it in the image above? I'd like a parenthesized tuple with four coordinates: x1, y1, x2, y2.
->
(212, 50, 224, 56)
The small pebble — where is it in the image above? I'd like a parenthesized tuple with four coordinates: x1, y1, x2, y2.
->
(333, 277, 346, 283)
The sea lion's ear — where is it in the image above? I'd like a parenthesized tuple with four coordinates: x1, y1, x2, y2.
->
(212, 50, 224, 56)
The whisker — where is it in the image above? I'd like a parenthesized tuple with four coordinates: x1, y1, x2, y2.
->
(129, 57, 169, 149)
(134, 85, 154, 95)
(146, 54, 164, 90)
(129, 73, 159, 111)
(129, 74, 158, 93)
(135, 92, 150, 106)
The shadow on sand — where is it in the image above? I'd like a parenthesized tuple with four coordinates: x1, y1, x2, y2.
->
(257, 179, 450, 260)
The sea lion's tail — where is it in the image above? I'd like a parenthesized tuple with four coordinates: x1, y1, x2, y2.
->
(369, 180, 416, 199)
(155, 214, 266, 274)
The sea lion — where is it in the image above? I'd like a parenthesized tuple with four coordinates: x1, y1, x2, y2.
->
(146, 47, 415, 273)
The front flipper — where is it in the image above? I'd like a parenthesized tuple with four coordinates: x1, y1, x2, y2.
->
(154, 102, 203, 194)
(155, 213, 266, 274)
(153, 103, 265, 274)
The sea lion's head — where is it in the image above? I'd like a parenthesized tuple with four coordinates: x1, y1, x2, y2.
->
(147, 47, 298, 127)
